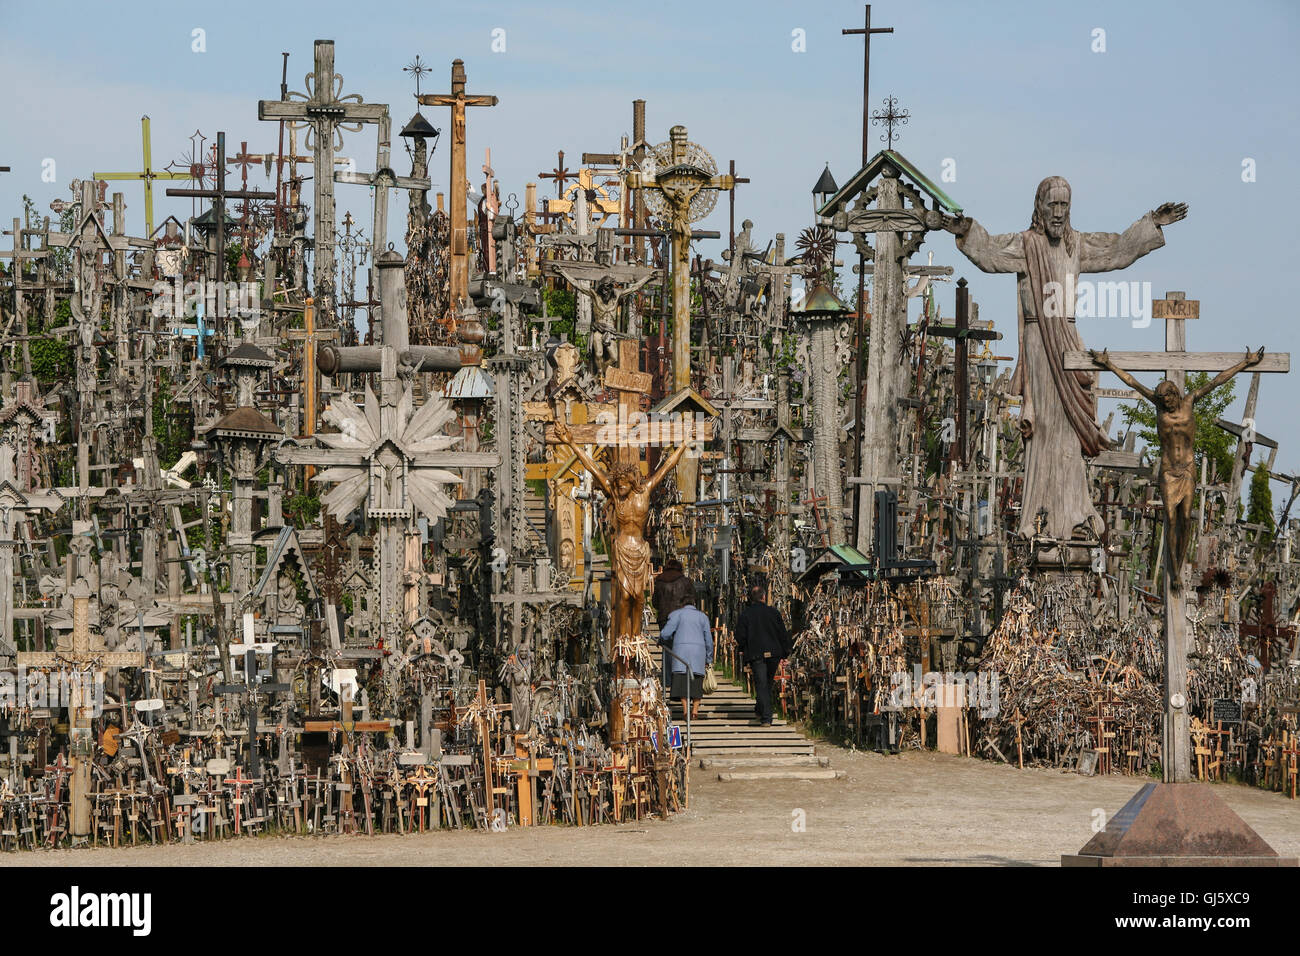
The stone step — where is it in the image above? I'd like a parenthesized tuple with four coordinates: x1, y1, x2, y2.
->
(716, 769, 844, 782)
(698, 755, 830, 768)
(697, 747, 818, 757)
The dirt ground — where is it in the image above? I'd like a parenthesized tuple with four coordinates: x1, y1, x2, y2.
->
(5, 740, 1297, 866)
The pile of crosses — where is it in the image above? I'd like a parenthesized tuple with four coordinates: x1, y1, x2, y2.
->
(0, 43, 713, 850)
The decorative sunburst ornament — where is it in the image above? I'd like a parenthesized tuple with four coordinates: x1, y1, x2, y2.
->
(312, 381, 464, 522)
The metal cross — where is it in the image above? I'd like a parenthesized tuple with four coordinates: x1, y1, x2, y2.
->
(404, 55, 431, 97)
(871, 95, 909, 150)
(842, 4, 895, 164)
(539, 150, 574, 197)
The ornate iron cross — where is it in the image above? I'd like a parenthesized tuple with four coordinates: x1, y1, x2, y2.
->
(871, 95, 909, 150)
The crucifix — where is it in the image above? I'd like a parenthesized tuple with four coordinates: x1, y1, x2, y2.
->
(418, 59, 498, 311)
(1078, 290, 1289, 784)
(18, 578, 145, 842)
(93, 115, 197, 237)
(259, 40, 385, 322)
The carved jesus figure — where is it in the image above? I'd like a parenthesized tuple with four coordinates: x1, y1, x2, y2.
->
(940, 177, 1187, 541)
(552, 420, 688, 644)
(554, 269, 656, 376)
(1090, 347, 1263, 592)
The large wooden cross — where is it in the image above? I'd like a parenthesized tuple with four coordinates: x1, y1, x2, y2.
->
(93, 116, 197, 237)
(1068, 290, 1290, 784)
(928, 278, 1001, 466)
(259, 40, 385, 321)
(18, 578, 144, 841)
(418, 59, 498, 312)
(333, 110, 431, 302)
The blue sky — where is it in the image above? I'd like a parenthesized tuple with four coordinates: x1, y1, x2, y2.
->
(2, 0, 1298, 477)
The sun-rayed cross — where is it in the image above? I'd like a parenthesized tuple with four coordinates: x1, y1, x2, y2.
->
(404, 55, 431, 97)
(871, 95, 910, 150)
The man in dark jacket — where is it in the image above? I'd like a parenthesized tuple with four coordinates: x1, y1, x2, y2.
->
(735, 584, 790, 726)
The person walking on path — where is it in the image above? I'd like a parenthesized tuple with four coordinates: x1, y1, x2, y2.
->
(735, 584, 791, 726)
(653, 558, 695, 687)
(658, 600, 713, 721)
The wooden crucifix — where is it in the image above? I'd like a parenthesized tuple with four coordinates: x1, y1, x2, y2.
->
(1075, 290, 1289, 784)
(259, 40, 385, 321)
(18, 578, 145, 842)
(418, 59, 498, 311)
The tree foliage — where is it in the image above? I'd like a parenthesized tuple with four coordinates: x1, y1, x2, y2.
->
(1246, 461, 1274, 538)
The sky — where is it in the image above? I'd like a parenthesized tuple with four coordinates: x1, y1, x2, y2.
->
(1, 0, 1298, 478)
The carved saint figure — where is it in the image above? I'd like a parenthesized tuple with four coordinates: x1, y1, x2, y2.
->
(552, 420, 689, 643)
(940, 177, 1187, 540)
(1090, 346, 1263, 590)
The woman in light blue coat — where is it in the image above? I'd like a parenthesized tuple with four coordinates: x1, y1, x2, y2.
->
(658, 602, 713, 719)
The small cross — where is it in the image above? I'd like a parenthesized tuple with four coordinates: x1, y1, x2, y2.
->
(404, 55, 430, 98)
(539, 150, 574, 197)
(871, 95, 910, 150)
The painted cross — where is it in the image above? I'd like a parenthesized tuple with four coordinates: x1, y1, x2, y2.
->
(93, 116, 197, 237)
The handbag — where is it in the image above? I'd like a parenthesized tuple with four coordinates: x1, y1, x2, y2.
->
(702, 666, 718, 694)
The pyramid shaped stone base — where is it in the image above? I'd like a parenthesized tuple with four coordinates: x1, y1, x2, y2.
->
(1063, 783, 1297, 867)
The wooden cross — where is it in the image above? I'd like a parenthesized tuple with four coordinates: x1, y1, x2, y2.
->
(726, 159, 750, 256)
(1072, 290, 1290, 784)
(510, 734, 554, 826)
(305, 683, 391, 833)
(164, 131, 275, 317)
(213, 617, 289, 778)
(545, 168, 621, 232)
(284, 297, 336, 453)
(334, 111, 431, 269)
(418, 59, 498, 310)
(259, 40, 385, 318)
(927, 278, 1000, 466)
(18, 578, 144, 841)
(93, 115, 197, 237)
(221, 766, 260, 834)
(625, 127, 734, 395)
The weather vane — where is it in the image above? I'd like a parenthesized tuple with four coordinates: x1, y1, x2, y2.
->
(871, 95, 910, 150)
(404, 55, 430, 98)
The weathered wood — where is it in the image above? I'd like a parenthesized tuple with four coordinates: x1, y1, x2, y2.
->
(1065, 351, 1289, 373)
